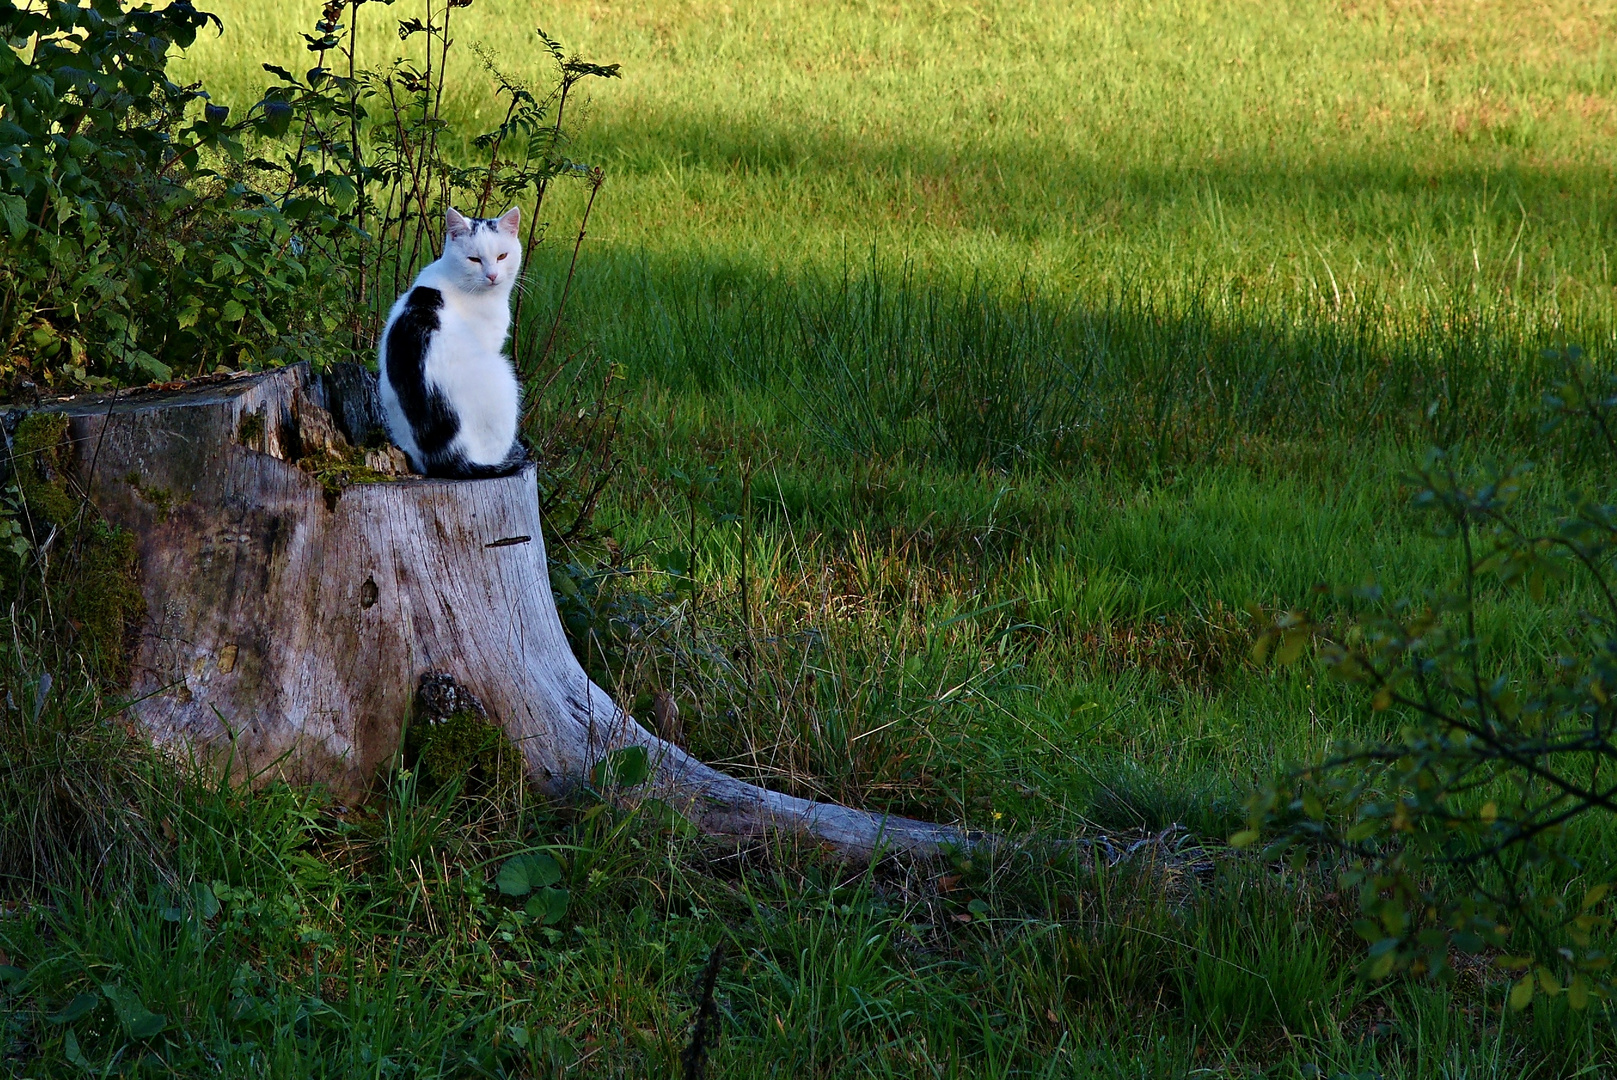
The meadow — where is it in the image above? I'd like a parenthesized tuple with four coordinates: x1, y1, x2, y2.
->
(4, 0, 1617, 1076)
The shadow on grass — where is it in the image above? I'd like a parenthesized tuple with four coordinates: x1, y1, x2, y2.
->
(520, 244, 1611, 479)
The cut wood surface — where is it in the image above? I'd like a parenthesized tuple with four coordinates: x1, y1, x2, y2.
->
(25, 365, 974, 858)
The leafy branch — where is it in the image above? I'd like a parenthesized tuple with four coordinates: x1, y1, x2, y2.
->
(1242, 348, 1617, 1011)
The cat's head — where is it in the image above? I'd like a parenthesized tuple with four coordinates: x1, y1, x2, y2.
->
(442, 207, 522, 292)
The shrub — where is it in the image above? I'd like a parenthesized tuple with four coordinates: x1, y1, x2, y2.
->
(1243, 349, 1617, 1010)
(0, 0, 616, 393)
(0, 0, 341, 387)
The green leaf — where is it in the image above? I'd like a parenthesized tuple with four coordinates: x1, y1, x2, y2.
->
(1366, 948, 1398, 980)
(130, 353, 172, 381)
(1508, 973, 1535, 1011)
(1228, 829, 1260, 849)
(967, 898, 991, 917)
(1568, 973, 1592, 1011)
(47, 993, 98, 1024)
(1250, 632, 1273, 664)
(1582, 883, 1610, 910)
(497, 852, 562, 898)
(193, 881, 220, 920)
(1275, 627, 1309, 666)
(325, 174, 357, 210)
(1345, 820, 1378, 842)
(591, 745, 650, 789)
(63, 1028, 91, 1071)
(0, 964, 23, 988)
(259, 98, 294, 136)
(495, 859, 531, 897)
(221, 300, 246, 322)
(525, 886, 570, 926)
(101, 984, 165, 1039)
(0, 194, 26, 238)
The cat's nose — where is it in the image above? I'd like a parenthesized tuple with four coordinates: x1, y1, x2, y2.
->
(485, 273, 499, 285)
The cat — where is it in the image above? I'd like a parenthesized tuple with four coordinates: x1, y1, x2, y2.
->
(377, 206, 527, 479)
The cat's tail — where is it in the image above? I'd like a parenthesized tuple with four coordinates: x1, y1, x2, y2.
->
(425, 441, 529, 480)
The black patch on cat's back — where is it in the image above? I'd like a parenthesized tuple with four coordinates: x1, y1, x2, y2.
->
(385, 286, 459, 461)
(384, 284, 528, 480)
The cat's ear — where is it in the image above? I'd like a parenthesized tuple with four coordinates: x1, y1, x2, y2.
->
(496, 206, 521, 237)
(445, 207, 472, 240)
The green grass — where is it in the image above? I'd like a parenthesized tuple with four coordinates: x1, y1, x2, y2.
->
(3, 0, 1616, 1076)
(180, 0, 1617, 323)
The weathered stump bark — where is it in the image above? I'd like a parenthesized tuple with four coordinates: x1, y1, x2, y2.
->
(22, 365, 970, 858)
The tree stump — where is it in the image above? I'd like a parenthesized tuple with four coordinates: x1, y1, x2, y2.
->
(20, 365, 969, 858)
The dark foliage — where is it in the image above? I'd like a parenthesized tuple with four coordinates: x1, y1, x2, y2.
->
(1244, 349, 1617, 1010)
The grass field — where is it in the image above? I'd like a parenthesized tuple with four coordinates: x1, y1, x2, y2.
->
(4, 1, 1617, 1076)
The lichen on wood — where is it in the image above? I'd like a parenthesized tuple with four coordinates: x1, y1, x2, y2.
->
(122, 472, 178, 522)
(11, 413, 78, 527)
(236, 409, 265, 450)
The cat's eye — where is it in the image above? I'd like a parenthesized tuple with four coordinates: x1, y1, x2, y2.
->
(467, 256, 482, 264)
(497, 253, 508, 261)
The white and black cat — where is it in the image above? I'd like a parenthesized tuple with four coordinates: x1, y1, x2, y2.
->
(378, 206, 527, 479)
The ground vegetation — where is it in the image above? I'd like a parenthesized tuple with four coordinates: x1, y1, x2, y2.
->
(2, 0, 1616, 1075)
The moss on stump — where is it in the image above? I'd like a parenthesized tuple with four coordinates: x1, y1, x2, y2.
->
(9, 412, 144, 684)
(407, 673, 523, 798)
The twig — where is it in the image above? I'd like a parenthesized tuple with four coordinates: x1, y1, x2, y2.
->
(530, 168, 602, 385)
(681, 941, 727, 1080)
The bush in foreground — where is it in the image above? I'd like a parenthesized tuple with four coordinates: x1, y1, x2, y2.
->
(1246, 349, 1617, 1010)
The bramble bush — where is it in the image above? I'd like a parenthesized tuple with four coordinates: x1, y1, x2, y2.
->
(1243, 348, 1617, 1011)
(1, 0, 332, 388)
(0, 0, 615, 395)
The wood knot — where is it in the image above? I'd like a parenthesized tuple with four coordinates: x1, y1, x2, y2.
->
(359, 576, 379, 609)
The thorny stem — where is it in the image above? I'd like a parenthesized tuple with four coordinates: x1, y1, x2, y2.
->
(348, 0, 367, 356)
(511, 202, 544, 357)
(529, 169, 602, 393)
(512, 61, 581, 351)
(476, 93, 522, 216)
(382, 75, 414, 302)
(423, 0, 453, 227)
